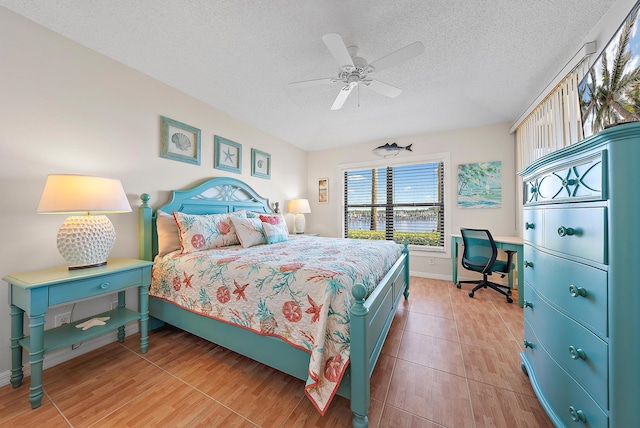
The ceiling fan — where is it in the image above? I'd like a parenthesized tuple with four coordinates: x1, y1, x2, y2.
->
(289, 33, 425, 110)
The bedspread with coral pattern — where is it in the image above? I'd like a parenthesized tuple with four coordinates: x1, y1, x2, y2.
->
(149, 235, 402, 414)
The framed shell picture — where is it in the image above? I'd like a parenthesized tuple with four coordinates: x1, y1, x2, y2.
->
(251, 149, 271, 179)
(160, 116, 201, 165)
(318, 178, 328, 203)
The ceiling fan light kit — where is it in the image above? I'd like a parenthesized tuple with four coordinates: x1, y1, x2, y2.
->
(289, 33, 424, 110)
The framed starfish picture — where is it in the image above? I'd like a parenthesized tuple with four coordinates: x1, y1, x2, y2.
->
(214, 135, 242, 174)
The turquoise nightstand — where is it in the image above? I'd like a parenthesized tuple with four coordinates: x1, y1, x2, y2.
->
(3, 258, 154, 409)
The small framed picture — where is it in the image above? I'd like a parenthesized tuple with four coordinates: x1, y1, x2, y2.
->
(214, 136, 242, 174)
(160, 116, 201, 165)
(251, 149, 271, 179)
(318, 178, 329, 204)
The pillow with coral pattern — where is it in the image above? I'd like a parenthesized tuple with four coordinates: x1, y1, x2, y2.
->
(173, 211, 246, 253)
(260, 214, 289, 244)
(230, 216, 266, 248)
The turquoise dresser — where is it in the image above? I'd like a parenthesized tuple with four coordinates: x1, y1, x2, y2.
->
(519, 122, 640, 427)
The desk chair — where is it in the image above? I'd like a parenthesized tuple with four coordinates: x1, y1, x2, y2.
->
(457, 228, 514, 303)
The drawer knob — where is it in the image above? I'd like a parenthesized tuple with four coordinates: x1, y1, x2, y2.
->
(569, 406, 587, 423)
(569, 284, 587, 298)
(568, 346, 587, 360)
(99, 282, 110, 290)
(557, 226, 575, 237)
(524, 340, 534, 349)
(525, 222, 535, 230)
(524, 261, 534, 268)
(523, 300, 533, 309)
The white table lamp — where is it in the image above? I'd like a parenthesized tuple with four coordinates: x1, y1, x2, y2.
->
(37, 174, 132, 270)
(288, 198, 311, 234)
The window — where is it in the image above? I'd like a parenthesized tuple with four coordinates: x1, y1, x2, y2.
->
(343, 160, 445, 249)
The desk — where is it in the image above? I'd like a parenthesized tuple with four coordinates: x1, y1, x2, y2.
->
(451, 234, 524, 307)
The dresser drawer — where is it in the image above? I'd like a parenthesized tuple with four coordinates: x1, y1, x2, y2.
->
(49, 270, 143, 305)
(544, 206, 606, 264)
(524, 287, 608, 409)
(523, 245, 607, 338)
(524, 150, 604, 205)
(523, 321, 608, 427)
(523, 209, 543, 244)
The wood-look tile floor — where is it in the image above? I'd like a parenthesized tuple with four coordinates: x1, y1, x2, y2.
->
(0, 277, 553, 427)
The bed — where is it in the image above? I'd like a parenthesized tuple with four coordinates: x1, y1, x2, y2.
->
(137, 177, 409, 427)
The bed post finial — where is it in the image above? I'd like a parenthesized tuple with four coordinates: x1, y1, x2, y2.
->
(139, 193, 153, 261)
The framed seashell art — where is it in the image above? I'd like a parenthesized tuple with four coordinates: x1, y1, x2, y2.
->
(251, 148, 271, 179)
(160, 116, 201, 165)
(214, 135, 242, 174)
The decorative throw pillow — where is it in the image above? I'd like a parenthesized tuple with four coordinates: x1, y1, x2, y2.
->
(156, 210, 181, 257)
(260, 214, 289, 244)
(230, 216, 266, 248)
(173, 211, 246, 253)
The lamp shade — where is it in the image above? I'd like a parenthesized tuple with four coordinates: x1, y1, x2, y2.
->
(287, 198, 311, 214)
(37, 174, 132, 214)
(37, 174, 131, 269)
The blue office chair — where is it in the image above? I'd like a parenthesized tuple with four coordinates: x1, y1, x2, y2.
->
(457, 228, 514, 303)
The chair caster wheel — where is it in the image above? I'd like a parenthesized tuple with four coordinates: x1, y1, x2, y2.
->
(469, 292, 474, 298)
(456, 283, 461, 289)
(506, 297, 513, 303)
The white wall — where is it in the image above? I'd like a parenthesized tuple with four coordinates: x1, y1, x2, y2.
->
(0, 8, 307, 380)
(305, 122, 517, 279)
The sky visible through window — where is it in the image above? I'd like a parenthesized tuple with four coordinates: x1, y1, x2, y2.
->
(347, 163, 440, 205)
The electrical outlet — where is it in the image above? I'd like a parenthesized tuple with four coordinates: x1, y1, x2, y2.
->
(55, 312, 71, 327)
(429, 258, 435, 265)
(111, 301, 119, 310)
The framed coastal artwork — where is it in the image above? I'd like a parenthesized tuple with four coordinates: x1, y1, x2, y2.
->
(251, 149, 271, 179)
(457, 161, 502, 208)
(160, 116, 201, 165)
(214, 135, 242, 174)
(318, 178, 328, 204)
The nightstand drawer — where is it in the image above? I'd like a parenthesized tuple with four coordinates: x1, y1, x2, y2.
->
(544, 206, 606, 264)
(525, 287, 608, 408)
(523, 245, 607, 338)
(49, 269, 143, 305)
(522, 322, 608, 427)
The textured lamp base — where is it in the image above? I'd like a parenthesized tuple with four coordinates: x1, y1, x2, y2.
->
(294, 213, 306, 234)
(57, 215, 116, 270)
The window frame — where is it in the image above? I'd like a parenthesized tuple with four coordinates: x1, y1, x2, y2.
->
(338, 152, 451, 256)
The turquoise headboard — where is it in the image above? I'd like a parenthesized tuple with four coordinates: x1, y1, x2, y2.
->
(138, 177, 274, 261)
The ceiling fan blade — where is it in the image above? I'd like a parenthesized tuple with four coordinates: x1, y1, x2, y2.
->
(289, 77, 335, 88)
(367, 41, 425, 73)
(331, 82, 357, 110)
(322, 33, 355, 72)
(367, 79, 402, 98)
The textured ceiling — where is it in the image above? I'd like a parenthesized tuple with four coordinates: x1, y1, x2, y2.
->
(0, 0, 617, 151)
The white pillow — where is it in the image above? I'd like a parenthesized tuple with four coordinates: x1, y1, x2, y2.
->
(173, 211, 246, 253)
(230, 216, 266, 248)
(156, 210, 181, 256)
(259, 214, 289, 244)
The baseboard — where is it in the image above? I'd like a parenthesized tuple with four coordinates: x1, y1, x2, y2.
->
(0, 323, 139, 388)
(409, 270, 452, 281)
